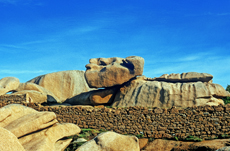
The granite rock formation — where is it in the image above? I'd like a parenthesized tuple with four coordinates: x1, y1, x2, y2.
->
(0, 104, 81, 151)
(112, 75, 228, 108)
(28, 70, 94, 102)
(85, 56, 144, 88)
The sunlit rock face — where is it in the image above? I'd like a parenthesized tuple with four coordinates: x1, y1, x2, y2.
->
(85, 56, 144, 88)
(28, 70, 93, 102)
(112, 75, 228, 108)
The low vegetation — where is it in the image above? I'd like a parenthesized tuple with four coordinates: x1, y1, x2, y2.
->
(223, 85, 230, 104)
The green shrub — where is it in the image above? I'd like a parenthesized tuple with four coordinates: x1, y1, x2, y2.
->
(136, 134, 144, 138)
(185, 135, 203, 142)
(223, 97, 230, 105)
(223, 85, 230, 105)
(226, 85, 230, 92)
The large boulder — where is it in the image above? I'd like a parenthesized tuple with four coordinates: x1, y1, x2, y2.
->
(0, 104, 81, 151)
(19, 123, 80, 151)
(28, 70, 94, 102)
(85, 56, 144, 88)
(16, 82, 61, 103)
(0, 77, 20, 95)
(76, 131, 140, 151)
(112, 75, 228, 108)
(0, 127, 25, 151)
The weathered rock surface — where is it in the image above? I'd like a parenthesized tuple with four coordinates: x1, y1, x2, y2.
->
(0, 104, 81, 151)
(85, 56, 144, 88)
(0, 104, 37, 127)
(19, 123, 81, 151)
(76, 131, 140, 151)
(112, 76, 227, 107)
(143, 139, 230, 151)
(155, 72, 213, 82)
(28, 70, 94, 102)
(0, 77, 20, 95)
(16, 82, 61, 103)
(10, 90, 48, 104)
(0, 127, 25, 151)
(5, 111, 57, 138)
(65, 87, 119, 106)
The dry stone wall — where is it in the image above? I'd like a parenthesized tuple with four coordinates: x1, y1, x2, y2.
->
(1, 96, 230, 140)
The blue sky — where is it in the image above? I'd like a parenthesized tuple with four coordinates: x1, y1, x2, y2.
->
(0, 0, 229, 88)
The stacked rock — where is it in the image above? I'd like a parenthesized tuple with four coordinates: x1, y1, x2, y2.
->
(0, 56, 229, 108)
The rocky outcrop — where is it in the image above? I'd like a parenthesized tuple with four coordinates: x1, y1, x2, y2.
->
(76, 131, 140, 151)
(112, 76, 228, 108)
(0, 77, 20, 95)
(16, 82, 61, 103)
(0, 104, 81, 151)
(28, 70, 94, 102)
(85, 56, 144, 88)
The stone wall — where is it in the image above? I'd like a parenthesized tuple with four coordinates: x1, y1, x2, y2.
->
(1, 96, 230, 140)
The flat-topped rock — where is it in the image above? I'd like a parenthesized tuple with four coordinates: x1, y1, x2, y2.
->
(155, 72, 213, 82)
(112, 76, 228, 108)
(85, 56, 144, 88)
